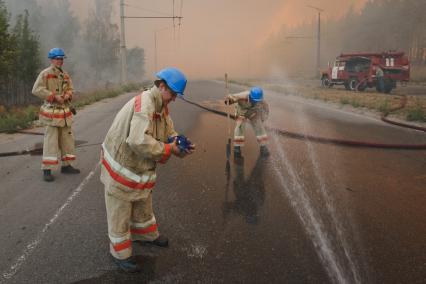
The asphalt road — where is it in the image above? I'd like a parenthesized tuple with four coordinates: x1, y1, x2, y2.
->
(0, 80, 425, 283)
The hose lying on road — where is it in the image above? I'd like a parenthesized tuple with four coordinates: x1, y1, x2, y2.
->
(180, 97, 426, 150)
(1, 96, 425, 158)
(0, 129, 45, 135)
(379, 95, 426, 133)
(0, 142, 102, 158)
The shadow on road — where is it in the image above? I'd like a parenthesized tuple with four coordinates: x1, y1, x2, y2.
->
(71, 255, 157, 284)
(223, 156, 268, 225)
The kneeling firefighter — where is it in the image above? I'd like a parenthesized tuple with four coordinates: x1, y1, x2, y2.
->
(100, 67, 195, 273)
(225, 87, 270, 157)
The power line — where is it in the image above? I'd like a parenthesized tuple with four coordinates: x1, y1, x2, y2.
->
(123, 4, 173, 17)
(119, 0, 184, 82)
(124, 16, 182, 19)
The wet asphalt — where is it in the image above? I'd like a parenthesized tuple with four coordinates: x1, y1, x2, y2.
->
(0, 80, 425, 283)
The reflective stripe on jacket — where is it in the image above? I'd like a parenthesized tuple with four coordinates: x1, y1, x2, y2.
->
(100, 86, 178, 201)
(32, 65, 74, 127)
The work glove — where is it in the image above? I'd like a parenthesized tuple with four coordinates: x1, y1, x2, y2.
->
(168, 135, 195, 158)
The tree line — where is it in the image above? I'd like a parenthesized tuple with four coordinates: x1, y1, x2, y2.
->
(0, 0, 145, 107)
(261, 0, 426, 77)
(0, 1, 40, 106)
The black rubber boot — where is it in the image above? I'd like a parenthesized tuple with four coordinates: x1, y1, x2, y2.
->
(43, 169, 54, 182)
(61, 165, 80, 174)
(112, 256, 141, 273)
(260, 145, 270, 158)
(140, 235, 169, 247)
(234, 146, 242, 158)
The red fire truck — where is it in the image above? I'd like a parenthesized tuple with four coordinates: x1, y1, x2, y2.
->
(320, 51, 410, 93)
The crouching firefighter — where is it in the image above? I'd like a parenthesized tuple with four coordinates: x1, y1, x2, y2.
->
(100, 67, 195, 273)
(32, 48, 80, 182)
(225, 87, 270, 158)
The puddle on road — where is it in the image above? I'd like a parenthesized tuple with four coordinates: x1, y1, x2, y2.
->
(223, 156, 268, 226)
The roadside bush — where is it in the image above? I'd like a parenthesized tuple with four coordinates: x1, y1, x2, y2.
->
(406, 107, 425, 122)
(350, 98, 361, 108)
(378, 99, 391, 115)
(340, 97, 350, 105)
(0, 105, 38, 132)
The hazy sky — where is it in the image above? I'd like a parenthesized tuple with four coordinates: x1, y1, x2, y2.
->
(70, 0, 367, 78)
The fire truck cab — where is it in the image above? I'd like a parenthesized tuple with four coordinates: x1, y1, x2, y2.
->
(321, 52, 410, 94)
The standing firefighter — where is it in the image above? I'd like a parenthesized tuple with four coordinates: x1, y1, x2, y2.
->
(226, 87, 270, 158)
(32, 48, 80, 182)
(376, 66, 385, 92)
(100, 67, 195, 273)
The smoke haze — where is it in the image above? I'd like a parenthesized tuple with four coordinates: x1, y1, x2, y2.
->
(68, 0, 368, 79)
(9, 0, 402, 82)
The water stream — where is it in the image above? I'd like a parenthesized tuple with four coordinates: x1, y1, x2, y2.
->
(269, 130, 361, 284)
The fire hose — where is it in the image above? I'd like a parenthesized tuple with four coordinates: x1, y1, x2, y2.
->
(379, 95, 426, 132)
(1, 95, 425, 158)
(353, 81, 425, 132)
(0, 142, 102, 158)
(179, 97, 426, 150)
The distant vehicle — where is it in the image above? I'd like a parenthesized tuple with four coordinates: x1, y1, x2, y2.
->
(320, 51, 410, 94)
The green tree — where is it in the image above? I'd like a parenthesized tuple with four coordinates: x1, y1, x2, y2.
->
(0, 0, 18, 106)
(12, 10, 41, 105)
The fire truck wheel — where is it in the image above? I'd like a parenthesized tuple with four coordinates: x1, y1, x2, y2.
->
(357, 82, 367, 91)
(321, 76, 333, 88)
(344, 82, 351, 90)
(349, 78, 358, 91)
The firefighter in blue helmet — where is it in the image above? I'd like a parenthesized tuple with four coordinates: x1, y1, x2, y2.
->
(32, 48, 80, 182)
(100, 67, 195, 273)
(225, 87, 270, 158)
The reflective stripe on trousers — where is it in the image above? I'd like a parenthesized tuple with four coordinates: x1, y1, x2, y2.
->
(105, 189, 159, 260)
(42, 126, 75, 170)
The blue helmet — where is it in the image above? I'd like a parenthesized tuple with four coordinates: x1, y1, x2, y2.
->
(48, 48, 66, 59)
(249, 87, 263, 103)
(156, 67, 187, 95)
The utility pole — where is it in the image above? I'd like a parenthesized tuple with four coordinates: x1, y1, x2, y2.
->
(307, 5, 324, 77)
(154, 31, 158, 72)
(119, 2, 183, 83)
(119, 0, 128, 84)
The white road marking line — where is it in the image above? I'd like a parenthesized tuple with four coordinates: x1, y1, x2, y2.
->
(1, 162, 101, 282)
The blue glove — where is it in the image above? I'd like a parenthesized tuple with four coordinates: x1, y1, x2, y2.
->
(167, 135, 192, 152)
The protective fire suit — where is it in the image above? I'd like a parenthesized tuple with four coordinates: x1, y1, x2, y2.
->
(228, 91, 269, 147)
(32, 65, 76, 170)
(100, 85, 178, 260)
